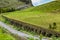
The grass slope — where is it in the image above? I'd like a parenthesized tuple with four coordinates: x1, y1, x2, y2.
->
(0, 0, 24, 8)
(0, 0, 25, 13)
(3, 1, 60, 32)
(24, 1, 60, 13)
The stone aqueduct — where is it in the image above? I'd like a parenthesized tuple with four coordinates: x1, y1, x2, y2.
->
(2, 16, 60, 37)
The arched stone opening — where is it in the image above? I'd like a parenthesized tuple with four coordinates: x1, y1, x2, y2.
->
(34, 29, 38, 33)
(15, 23, 20, 27)
(29, 27, 31, 31)
(37, 30, 40, 34)
(46, 33, 52, 37)
(27, 27, 31, 31)
(21, 26, 24, 30)
(54, 34, 60, 37)
(24, 26, 28, 30)
(11, 22, 15, 26)
(19, 24, 23, 27)
(38, 30, 41, 34)
(10, 21, 14, 25)
(27, 27, 30, 30)
(30, 28, 34, 32)
(41, 31, 46, 36)
(12, 22, 16, 25)
(55, 35, 59, 37)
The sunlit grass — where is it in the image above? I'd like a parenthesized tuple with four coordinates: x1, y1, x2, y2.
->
(3, 11, 60, 32)
(0, 27, 15, 40)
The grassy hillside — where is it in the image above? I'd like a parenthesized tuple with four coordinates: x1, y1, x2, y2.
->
(0, 0, 25, 13)
(23, 1, 60, 13)
(3, 1, 60, 32)
(0, 0, 24, 8)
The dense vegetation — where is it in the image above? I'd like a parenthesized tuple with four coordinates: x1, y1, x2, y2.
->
(0, 0, 25, 13)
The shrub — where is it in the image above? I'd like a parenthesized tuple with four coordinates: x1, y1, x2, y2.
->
(49, 24, 52, 29)
(49, 22, 57, 29)
(52, 22, 57, 29)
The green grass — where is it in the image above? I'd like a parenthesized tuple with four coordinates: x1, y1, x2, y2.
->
(3, 1, 60, 32)
(19, 1, 60, 13)
(0, 27, 15, 40)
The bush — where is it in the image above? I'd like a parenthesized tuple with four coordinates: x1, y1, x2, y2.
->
(0, 7, 16, 13)
(0, 27, 15, 40)
(49, 22, 57, 29)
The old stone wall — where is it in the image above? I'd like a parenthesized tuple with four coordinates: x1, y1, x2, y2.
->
(2, 15, 60, 37)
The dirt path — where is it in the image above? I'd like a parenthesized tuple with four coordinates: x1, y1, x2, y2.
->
(0, 21, 40, 40)
(0, 21, 48, 40)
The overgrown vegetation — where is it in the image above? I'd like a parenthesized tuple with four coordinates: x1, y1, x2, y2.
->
(0, 0, 25, 13)
(0, 8, 16, 13)
(0, 27, 15, 40)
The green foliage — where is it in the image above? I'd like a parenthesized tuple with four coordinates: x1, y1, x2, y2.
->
(31, 1, 60, 13)
(49, 22, 57, 29)
(40, 34, 43, 40)
(52, 22, 57, 29)
(0, 0, 24, 7)
(49, 24, 52, 29)
(51, 36, 57, 40)
(0, 7, 16, 13)
(0, 27, 15, 40)
(0, 34, 15, 40)
(28, 37, 34, 40)
(0, 0, 25, 13)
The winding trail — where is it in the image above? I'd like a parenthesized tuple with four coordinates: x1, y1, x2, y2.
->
(0, 21, 48, 40)
(0, 21, 40, 40)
